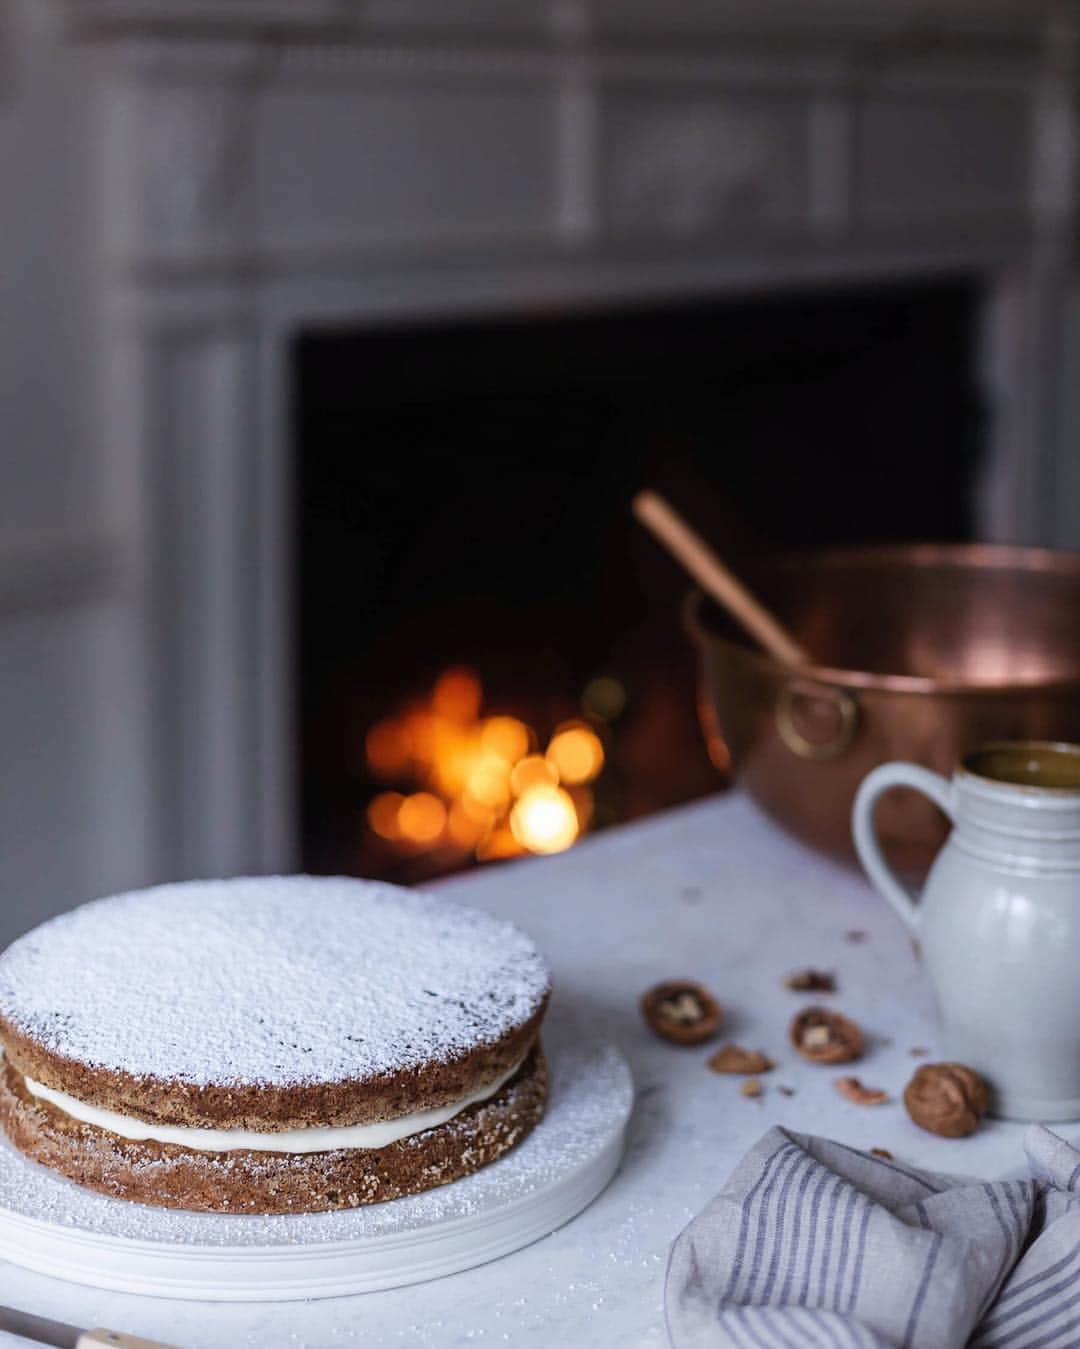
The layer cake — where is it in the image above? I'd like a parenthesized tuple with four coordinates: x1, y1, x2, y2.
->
(0, 877, 550, 1213)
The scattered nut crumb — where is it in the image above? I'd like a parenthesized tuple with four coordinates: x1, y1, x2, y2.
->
(835, 1076, 889, 1106)
(904, 1062, 989, 1138)
(870, 1147, 893, 1160)
(845, 930, 866, 943)
(741, 1078, 763, 1099)
(784, 968, 836, 993)
(640, 980, 723, 1045)
(707, 1045, 775, 1075)
(909, 1047, 930, 1057)
(790, 1007, 864, 1064)
(777, 1085, 795, 1097)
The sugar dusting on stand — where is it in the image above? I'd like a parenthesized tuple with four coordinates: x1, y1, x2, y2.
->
(0, 877, 550, 1087)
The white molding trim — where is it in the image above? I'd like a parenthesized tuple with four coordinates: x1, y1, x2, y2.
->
(114, 224, 1037, 288)
(0, 535, 131, 617)
(57, 0, 1067, 43)
(83, 33, 1046, 93)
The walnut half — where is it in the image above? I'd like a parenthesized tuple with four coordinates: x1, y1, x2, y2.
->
(789, 1006, 864, 1064)
(903, 1062, 989, 1138)
(640, 980, 723, 1045)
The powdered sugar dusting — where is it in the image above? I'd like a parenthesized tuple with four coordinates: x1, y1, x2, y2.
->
(0, 877, 550, 1087)
(0, 1008, 630, 1248)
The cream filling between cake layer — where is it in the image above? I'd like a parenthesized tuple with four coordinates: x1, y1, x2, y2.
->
(21, 1056, 525, 1154)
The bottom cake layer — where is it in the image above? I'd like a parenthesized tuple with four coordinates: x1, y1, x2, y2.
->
(0, 1043, 546, 1214)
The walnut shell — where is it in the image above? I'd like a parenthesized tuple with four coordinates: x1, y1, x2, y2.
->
(789, 1006, 864, 1064)
(783, 969, 836, 994)
(641, 980, 723, 1045)
(903, 1062, 989, 1138)
(834, 1076, 889, 1106)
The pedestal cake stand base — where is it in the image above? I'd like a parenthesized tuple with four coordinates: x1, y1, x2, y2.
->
(0, 1010, 632, 1301)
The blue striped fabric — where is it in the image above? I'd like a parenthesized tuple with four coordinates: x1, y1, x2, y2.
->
(667, 1125, 1080, 1348)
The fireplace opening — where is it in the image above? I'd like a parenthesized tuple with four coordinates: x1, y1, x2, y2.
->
(296, 278, 980, 883)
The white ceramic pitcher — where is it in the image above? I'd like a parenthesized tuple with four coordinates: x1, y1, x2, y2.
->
(853, 741, 1080, 1122)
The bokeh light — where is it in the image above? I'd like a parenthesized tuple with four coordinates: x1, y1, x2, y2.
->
(367, 791, 404, 840)
(476, 825, 525, 862)
(510, 784, 579, 854)
(397, 792, 447, 845)
(364, 670, 608, 864)
(546, 724, 604, 785)
(365, 721, 411, 778)
(447, 797, 488, 849)
(432, 667, 483, 722)
(458, 791, 497, 827)
(465, 755, 512, 812)
(480, 715, 531, 764)
(403, 709, 437, 764)
(510, 753, 559, 796)
(428, 722, 473, 796)
(582, 674, 627, 721)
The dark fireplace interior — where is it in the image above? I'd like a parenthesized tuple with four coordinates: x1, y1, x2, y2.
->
(295, 278, 980, 882)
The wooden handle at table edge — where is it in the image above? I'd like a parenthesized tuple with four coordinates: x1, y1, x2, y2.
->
(631, 489, 809, 668)
(78, 1330, 183, 1349)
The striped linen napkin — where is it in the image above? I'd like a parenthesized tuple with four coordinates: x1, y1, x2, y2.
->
(667, 1124, 1080, 1349)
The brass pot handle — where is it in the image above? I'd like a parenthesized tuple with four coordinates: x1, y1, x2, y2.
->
(776, 679, 859, 760)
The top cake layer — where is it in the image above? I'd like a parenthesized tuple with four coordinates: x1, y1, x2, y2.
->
(0, 877, 550, 1130)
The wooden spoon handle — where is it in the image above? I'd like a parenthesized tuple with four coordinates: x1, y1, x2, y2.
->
(78, 1330, 182, 1348)
(633, 490, 809, 668)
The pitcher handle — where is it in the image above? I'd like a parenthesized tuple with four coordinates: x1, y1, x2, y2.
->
(852, 762, 953, 934)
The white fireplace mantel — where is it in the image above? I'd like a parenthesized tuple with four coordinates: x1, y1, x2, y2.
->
(49, 0, 1080, 887)
(57, 0, 1076, 41)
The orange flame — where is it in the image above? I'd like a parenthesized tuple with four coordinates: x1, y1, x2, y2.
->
(365, 671, 605, 863)
(546, 724, 605, 785)
(509, 784, 579, 855)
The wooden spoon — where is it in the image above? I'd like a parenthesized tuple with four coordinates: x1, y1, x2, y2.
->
(632, 490, 810, 668)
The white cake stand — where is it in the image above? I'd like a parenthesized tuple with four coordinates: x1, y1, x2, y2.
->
(0, 1010, 632, 1301)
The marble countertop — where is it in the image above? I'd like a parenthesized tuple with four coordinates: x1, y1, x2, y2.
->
(0, 793, 1062, 1349)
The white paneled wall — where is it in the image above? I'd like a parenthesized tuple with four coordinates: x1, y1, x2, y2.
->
(0, 3, 150, 940)
(1, 3, 94, 540)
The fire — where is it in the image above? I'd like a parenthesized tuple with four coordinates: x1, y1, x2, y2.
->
(510, 784, 579, 855)
(367, 791, 405, 841)
(510, 754, 558, 796)
(397, 792, 447, 845)
(431, 667, 483, 722)
(547, 724, 605, 785)
(364, 667, 606, 863)
(480, 716, 531, 764)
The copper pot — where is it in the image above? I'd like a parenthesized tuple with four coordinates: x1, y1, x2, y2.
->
(685, 544, 1080, 873)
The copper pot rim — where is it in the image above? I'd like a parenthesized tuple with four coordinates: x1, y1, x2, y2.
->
(683, 542, 1080, 697)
